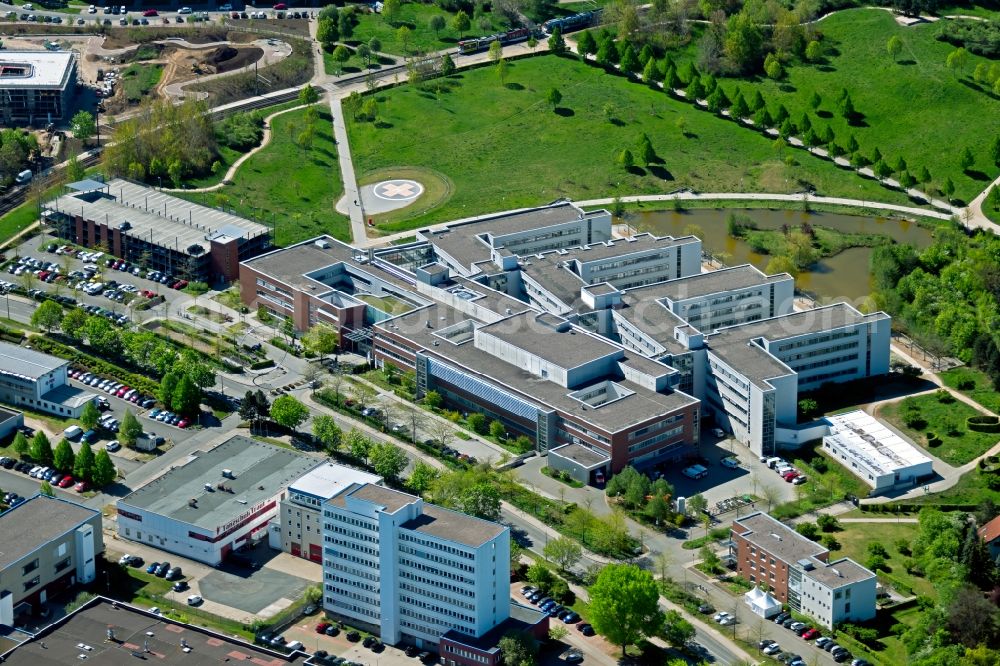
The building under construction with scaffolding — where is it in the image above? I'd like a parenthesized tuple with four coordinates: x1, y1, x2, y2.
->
(43, 178, 271, 284)
(822, 410, 933, 494)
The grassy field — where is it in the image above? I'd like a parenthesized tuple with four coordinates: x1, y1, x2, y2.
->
(178, 104, 349, 245)
(770, 443, 871, 519)
(350, 3, 508, 56)
(878, 392, 999, 466)
(683, 9, 1000, 203)
(941, 366, 1000, 413)
(834, 521, 935, 597)
(935, 3, 1000, 19)
(910, 467, 1000, 505)
(347, 54, 924, 234)
(120, 63, 163, 103)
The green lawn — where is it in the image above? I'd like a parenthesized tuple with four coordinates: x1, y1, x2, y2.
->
(348, 54, 924, 235)
(941, 366, 1000, 413)
(834, 521, 935, 598)
(910, 467, 1000, 505)
(350, 3, 508, 56)
(878, 392, 999, 466)
(770, 445, 871, 520)
(177, 104, 349, 245)
(121, 63, 163, 103)
(935, 3, 1000, 19)
(322, 47, 398, 77)
(690, 9, 1000, 203)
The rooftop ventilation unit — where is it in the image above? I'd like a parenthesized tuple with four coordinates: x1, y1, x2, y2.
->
(188, 498, 197, 508)
(315, 239, 331, 249)
(204, 483, 214, 492)
(222, 469, 234, 478)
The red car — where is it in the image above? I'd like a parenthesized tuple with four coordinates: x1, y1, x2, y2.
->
(116, 386, 130, 397)
(142, 8, 158, 15)
(802, 628, 820, 640)
(782, 470, 799, 482)
(273, 2, 287, 8)
(73, 481, 89, 492)
(177, 419, 189, 429)
(58, 475, 74, 488)
(315, 622, 330, 633)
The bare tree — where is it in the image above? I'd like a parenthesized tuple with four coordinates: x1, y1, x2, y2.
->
(761, 484, 783, 511)
(404, 406, 425, 442)
(430, 420, 453, 450)
(653, 550, 673, 581)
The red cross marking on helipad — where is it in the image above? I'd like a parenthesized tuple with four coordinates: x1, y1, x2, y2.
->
(380, 182, 416, 198)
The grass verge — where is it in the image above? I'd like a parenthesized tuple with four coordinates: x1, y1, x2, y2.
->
(878, 392, 998, 466)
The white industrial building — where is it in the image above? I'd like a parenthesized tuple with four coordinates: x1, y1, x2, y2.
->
(277, 462, 381, 563)
(0, 342, 96, 418)
(322, 483, 510, 648)
(823, 410, 934, 494)
(116, 437, 320, 566)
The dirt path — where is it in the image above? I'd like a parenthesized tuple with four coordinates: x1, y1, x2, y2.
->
(162, 101, 312, 193)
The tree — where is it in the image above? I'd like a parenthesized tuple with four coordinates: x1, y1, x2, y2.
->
(369, 441, 408, 480)
(347, 428, 372, 463)
(617, 148, 634, 170)
(12, 431, 29, 460)
(918, 165, 932, 184)
(946, 47, 969, 75)
(31, 431, 53, 467)
(817, 514, 841, 532)
(451, 10, 470, 37)
(423, 390, 443, 410)
(548, 624, 569, 641)
(298, 84, 319, 106)
(796, 522, 820, 540)
(547, 26, 566, 55)
(546, 87, 562, 110)
(91, 448, 116, 487)
(488, 39, 504, 66)
(764, 52, 783, 79)
(171, 375, 201, 417)
(39, 481, 54, 497)
(61, 307, 88, 340)
(429, 14, 445, 37)
(467, 413, 488, 435)
(381, 0, 400, 24)
(637, 134, 655, 166)
(887, 35, 903, 61)
(31, 299, 63, 333)
(960, 146, 975, 171)
(316, 16, 339, 48)
(270, 395, 309, 431)
(73, 442, 94, 482)
(588, 564, 664, 656)
(80, 401, 101, 431)
(543, 537, 582, 572)
(620, 45, 640, 75)
(406, 461, 438, 494)
(990, 135, 1000, 166)
(943, 177, 956, 200)
(662, 609, 695, 648)
(687, 493, 708, 517)
(53, 438, 75, 473)
(331, 45, 350, 74)
(302, 323, 339, 361)
(66, 153, 85, 182)
(396, 25, 412, 53)
(120, 409, 142, 447)
(312, 415, 342, 453)
(488, 420, 506, 440)
(730, 92, 750, 120)
(577, 29, 597, 55)
(71, 110, 96, 144)
(497, 630, 537, 666)
(460, 482, 501, 521)
(899, 170, 917, 189)
(873, 159, 892, 180)
(805, 39, 822, 62)
(440, 53, 456, 77)
(840, 93, 856, 120)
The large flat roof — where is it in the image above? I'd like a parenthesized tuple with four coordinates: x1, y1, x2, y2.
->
(733, 512, 827, 565)
(570, 233, 697, 263)
(241, 235, 357, 290)
(0, 597, 302, 665)
(382, 303, 697, 433)
(118, 437, 320, 530)
(0, 51, 75, 89)
(401, 503, 506, 548)
(626, 264, 789, 302)
(289, 462, 381, 501)
(0, 341, 66, 380)
(0, 495, 99, 571)
(614, 295, 690, 356)
(47, 179, 269, 254)
(824, 410, 932, 476)
(477, 311, 622, 370)
(521, 254, 586, 309)
(806, 557, 876, 588)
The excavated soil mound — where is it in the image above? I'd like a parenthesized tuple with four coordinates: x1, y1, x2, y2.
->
(210, 46, 264, 73)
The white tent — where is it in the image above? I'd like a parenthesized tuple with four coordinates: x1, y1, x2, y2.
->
(744, 586, 782, 618)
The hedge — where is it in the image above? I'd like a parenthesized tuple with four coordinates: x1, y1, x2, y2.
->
(861, 502, 978, 513)
(28, 335, 161, 396)
(967, 415, 1000, 433)
(249, 359, 275, 370)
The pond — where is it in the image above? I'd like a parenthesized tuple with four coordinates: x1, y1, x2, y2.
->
(631, 208, 937, 303)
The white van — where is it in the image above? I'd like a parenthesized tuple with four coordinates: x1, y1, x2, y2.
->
(63, 425, 83, 440)
(15, 170, 32, 185)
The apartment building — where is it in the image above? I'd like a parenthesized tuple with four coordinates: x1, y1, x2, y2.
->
(0, 342, 96, 418)
(0, 52, 76, 126)
(731, 512, 876, 628)
(45, 179, 271, 283)
(116, 437, 320, 566)
(278, 462, 381, 563)
(321, 483, 510, 648)
(0, 495, 102, 626)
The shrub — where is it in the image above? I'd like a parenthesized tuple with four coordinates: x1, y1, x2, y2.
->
(935, 389, 955, 404)
(249, 359, 275, 370)
(926, 432, 942, 447)
(967, 415, 1000, 433)
(957, 379, 976, 390)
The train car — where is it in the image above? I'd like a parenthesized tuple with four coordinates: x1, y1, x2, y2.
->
(457, 27, 533, 55)
(541, 9, 601, 36)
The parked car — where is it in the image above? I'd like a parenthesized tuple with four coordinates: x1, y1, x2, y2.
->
(186, 595, 203, 606)
(720, 456, 740, 468)
(763, 643, 782, 655)
(147, 562, 160, 574)
(172, 581, 189, 592)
